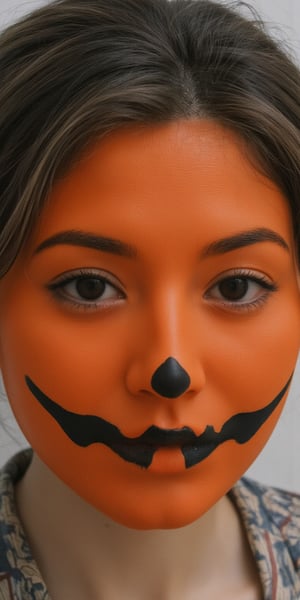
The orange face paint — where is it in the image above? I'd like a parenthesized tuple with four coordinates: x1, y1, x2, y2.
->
(0, 120, 300, 529)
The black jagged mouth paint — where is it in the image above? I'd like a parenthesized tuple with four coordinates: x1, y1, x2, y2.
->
(182, 441, 217, 467)
(25, 375, 292, 469)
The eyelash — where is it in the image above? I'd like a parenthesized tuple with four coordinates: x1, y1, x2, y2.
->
(205, 269, 278, 313)
(47, 269, 125, 311)
(47, 268, 278, 314)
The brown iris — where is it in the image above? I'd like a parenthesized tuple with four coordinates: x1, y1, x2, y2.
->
(219, 277, 248, 301)
(76, 277, 106, 300)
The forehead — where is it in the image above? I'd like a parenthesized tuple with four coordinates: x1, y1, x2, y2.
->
(31, 119, 293, 251)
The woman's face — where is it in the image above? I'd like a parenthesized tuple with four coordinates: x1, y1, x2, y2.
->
(0, 120, 300, 529)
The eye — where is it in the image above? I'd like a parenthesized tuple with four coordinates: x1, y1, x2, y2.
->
(48, 269, 125, 310)
(205, 271, 278, 312)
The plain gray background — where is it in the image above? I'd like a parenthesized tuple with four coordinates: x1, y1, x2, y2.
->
(0, 0, 300, 492)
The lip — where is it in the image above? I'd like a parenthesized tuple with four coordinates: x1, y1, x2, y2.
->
(149, 446, 186, 474)
(110, 441, 155, 468)
(110, 427, 201, 462)
(181, 441, 217, 467)
(110, 435, 217, 470)
(130, 426, 198, 447)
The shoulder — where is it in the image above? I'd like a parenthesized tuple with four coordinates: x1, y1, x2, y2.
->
(230, 477, 300, 598)
(238, 477, 300, 543)
(0, 449, 33, 569)
(0, 449, 49, 599)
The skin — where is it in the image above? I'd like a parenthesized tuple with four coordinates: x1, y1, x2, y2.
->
(14, 461, 262, 599)
(0, 120, 300, 537)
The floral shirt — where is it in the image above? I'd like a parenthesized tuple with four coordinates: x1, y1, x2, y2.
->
(0, 450, 299, 599)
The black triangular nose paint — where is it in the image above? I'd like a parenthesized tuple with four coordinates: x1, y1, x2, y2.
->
(151, 357, 191, 398)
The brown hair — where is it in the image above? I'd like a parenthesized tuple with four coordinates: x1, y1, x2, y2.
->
(1, 0, 300, 277)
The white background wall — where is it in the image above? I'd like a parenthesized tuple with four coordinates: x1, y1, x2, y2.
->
(0, 0, 300, 492)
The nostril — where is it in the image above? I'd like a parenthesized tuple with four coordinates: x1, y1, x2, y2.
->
(151, 357, 191, 398)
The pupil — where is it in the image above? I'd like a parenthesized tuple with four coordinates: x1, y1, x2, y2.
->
(219, 277, 248, 300)
(76, 278, 105, 300)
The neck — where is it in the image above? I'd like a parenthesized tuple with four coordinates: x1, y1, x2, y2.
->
(15, 453, 259, 600)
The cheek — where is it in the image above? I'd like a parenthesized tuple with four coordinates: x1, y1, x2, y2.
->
(175, 297, 300, 435)
(0, 293, 130, 417)
(0, 300, 136, 490)
(206, 297, 300, 404)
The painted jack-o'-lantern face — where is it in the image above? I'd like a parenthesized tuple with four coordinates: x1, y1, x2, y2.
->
(0, 120, 300, 529)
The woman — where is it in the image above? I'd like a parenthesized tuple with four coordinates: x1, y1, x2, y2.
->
(0, 0, 299, 598)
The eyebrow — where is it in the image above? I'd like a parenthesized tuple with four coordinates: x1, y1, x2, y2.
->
(201, 228, 289, 257)
(34, 227, 289, 259)
(34, 230, 137, 258)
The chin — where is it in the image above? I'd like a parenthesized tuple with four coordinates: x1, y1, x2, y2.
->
(85, 482, 224, 531)
(106, 506, 204, 531)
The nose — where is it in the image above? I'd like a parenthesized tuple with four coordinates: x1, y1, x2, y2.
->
(151, 357, 190, 398)
(125, 291, 205, 399)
